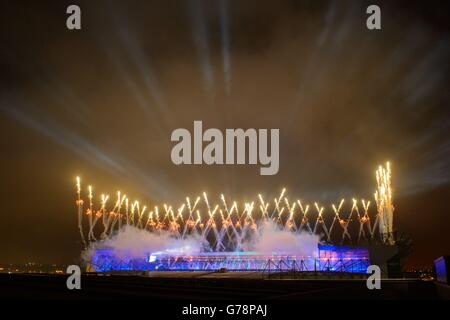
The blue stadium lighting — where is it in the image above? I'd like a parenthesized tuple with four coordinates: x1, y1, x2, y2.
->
(90, 244, 370, 274)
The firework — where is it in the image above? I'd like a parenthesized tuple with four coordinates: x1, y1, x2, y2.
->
(75, 162, 396, 250)
(375, 162, 395, 244)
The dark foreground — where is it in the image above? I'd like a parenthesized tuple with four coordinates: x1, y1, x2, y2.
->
(1, 272, 448, 300)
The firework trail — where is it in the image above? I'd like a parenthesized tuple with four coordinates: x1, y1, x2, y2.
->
(75, 177, 87, 249)
(75, 162, 396, 251)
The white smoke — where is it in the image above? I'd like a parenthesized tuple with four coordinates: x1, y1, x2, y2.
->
(83, 225, 205, 261)
(83, 221, 320, 262)
(244, 220, 320, 257)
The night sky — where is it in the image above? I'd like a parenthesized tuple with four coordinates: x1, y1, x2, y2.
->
(0, 0, 449, 267)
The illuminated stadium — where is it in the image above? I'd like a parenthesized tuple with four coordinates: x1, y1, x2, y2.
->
(91, 245, 370, 273)
(76, 162, 396, 275)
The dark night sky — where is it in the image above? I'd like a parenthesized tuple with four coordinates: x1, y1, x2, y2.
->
(0, 0, 449, 267)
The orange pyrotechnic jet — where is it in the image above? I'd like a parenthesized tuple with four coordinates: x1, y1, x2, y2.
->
(74, 162, 396, 250)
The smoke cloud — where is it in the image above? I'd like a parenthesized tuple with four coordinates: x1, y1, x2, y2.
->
(83, 225, 205, 261)
(244, 220, 320, 257)
(83, 221, 320, 262)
